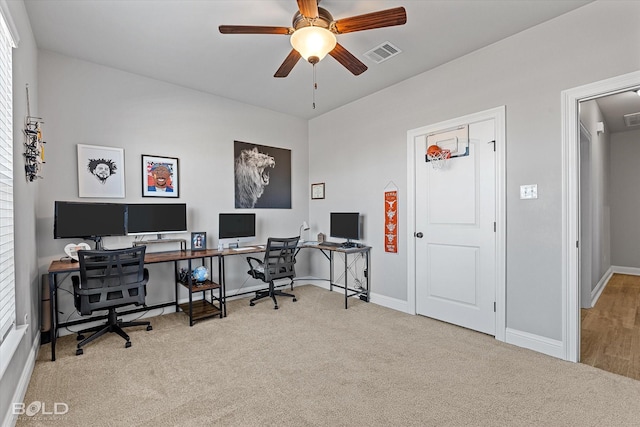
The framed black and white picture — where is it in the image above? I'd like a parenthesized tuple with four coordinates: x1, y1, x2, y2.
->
(77, 144, 125, 198)
(191, 232, 206, 251)
(234, 141, 291, 209)
(142, 154, 179, 198)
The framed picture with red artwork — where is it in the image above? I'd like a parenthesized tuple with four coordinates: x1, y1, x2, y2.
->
(142, 154, 179, 198)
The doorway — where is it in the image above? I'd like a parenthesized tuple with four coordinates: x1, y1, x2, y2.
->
(561, 70, 640, 362)
(407, 106, 506, 341)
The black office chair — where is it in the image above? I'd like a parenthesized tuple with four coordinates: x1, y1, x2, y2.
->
(246, 236, 299, 309)
(72, 246, 152, 355)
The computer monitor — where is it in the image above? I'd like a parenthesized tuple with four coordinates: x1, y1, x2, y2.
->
(330, 212, 360, 246)
(126, 203, 187, 237)
(218, 213, 256, 248)
(54, 201, 127, 249)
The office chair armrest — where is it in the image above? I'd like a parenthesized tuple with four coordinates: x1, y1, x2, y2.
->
(143, 268, 149, 296)
(71, 275, 93, 295)
(246, 256, 263, 268)
(246, 256, 264, 278)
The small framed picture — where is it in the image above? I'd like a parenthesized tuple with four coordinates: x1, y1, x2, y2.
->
(142, 154, 179, 198)
(311, 182, 325, 200)
(191, 232, 206, 251)
(77, 144, 125, 198)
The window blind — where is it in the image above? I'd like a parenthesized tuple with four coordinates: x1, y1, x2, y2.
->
(0, 8, 15, 343)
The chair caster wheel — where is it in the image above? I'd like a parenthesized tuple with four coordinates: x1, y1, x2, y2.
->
(146, 325, 152, 331)
(77, 334, 84, 341)
(250, 302, 255, 306)
(274, 306, 279, 310)
(76, 348, 83, 356)
(293, 298, 297, 302)
(125, 341, 131, 348)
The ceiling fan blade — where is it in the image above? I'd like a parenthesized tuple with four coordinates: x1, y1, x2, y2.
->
(219, 25, 291, 35)
(329, 43, 368, 76)
(297, 0, 319, 19)
(333, 7, 407, 34)
(274, 49, 302, 78)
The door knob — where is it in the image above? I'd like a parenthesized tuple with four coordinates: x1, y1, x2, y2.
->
(415, 232, 424, 238)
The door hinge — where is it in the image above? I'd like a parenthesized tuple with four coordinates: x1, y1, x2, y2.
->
(576, 240, 579, 248)
(493, 222, 496, 232)
(494, 302, 496, 312)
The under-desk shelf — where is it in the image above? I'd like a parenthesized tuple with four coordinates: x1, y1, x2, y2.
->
(178, 299, 222, 321)
(178, 279, 224, 324)
(178, 279, 221, 293)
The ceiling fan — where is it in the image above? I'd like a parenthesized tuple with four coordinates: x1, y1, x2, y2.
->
(219, 0, 407, 78)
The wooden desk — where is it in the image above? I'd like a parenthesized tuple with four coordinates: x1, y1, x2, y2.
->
(47, 249, 224, 361)
(47, 244, 371, 361)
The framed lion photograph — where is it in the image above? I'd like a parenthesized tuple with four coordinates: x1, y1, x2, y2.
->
(233, 141, 291, 209)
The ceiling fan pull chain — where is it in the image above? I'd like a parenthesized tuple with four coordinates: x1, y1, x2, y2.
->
(312, 63, 317, 109)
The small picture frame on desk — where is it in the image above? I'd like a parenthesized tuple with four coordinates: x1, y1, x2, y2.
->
(311, 182, 325, 200)
(191, 232, 206, 251)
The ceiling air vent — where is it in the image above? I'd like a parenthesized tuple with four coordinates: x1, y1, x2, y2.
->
(623, 112, 640, 127)
(364, 41, 402, 64)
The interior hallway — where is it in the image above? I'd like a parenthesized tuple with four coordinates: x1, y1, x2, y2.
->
(581, 273, 640, 380)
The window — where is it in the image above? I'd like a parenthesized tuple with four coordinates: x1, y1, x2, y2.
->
(0, 4, 17, 344)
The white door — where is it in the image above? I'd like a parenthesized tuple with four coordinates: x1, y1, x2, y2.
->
(415, 119, 496, 335)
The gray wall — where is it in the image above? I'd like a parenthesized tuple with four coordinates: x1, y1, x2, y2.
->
(579, 99, 611, 306)
(610, 128, 640, 268)
(0, 0, 39, 423)
(35, 50, 310, 326)
(308, 1, 640, 341)
(5, 1, 640, 418)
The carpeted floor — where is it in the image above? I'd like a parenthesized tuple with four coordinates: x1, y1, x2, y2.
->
(17, 285, 640, 426)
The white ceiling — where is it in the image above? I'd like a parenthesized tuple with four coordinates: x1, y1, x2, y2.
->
(595, 90, 640, 134)
(23, 0, 598, 120)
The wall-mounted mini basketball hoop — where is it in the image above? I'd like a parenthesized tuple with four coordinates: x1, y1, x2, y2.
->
(426, 143, 451, 169)
(425, 133, 470, 170)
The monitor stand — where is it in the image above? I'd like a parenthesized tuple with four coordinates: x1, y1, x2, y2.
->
(132, 236, 187, 251)
(87, 236, 104, 250)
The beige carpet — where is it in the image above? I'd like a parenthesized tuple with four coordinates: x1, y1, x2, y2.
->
(17, 285, 640, 426)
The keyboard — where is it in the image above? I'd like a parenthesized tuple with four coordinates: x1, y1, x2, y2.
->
(318, 241, 341, 247)
(231, 246, 256, 252)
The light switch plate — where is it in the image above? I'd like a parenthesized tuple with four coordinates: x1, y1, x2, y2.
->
(520, 184, 538, 199)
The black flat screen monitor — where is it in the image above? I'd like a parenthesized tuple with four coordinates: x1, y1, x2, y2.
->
(54, 201, 127, 240)
(330, 212, 360, 242)
(126, 203, 187, 236)
(219, 213, 256, 247)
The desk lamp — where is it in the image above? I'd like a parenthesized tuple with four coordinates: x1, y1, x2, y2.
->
(299, 221, 310, 243)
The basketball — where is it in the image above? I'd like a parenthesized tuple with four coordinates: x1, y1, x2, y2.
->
(427, 145, 442, 157)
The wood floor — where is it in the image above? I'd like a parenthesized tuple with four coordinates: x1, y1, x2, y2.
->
(581, 273, 640, 380)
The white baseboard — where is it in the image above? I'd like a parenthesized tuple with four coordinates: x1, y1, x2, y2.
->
(588, 266, 640, 308)
(611, 265, 640, 276)
(2, 330, 39, 427)
(590, 267, 613, 308)
(505, 328, 563, 359)
(369, 292, 410, 313)
(298, 277, 411, 313)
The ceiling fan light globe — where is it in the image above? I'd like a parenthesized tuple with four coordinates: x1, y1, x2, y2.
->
(290, 26, 336, 63)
